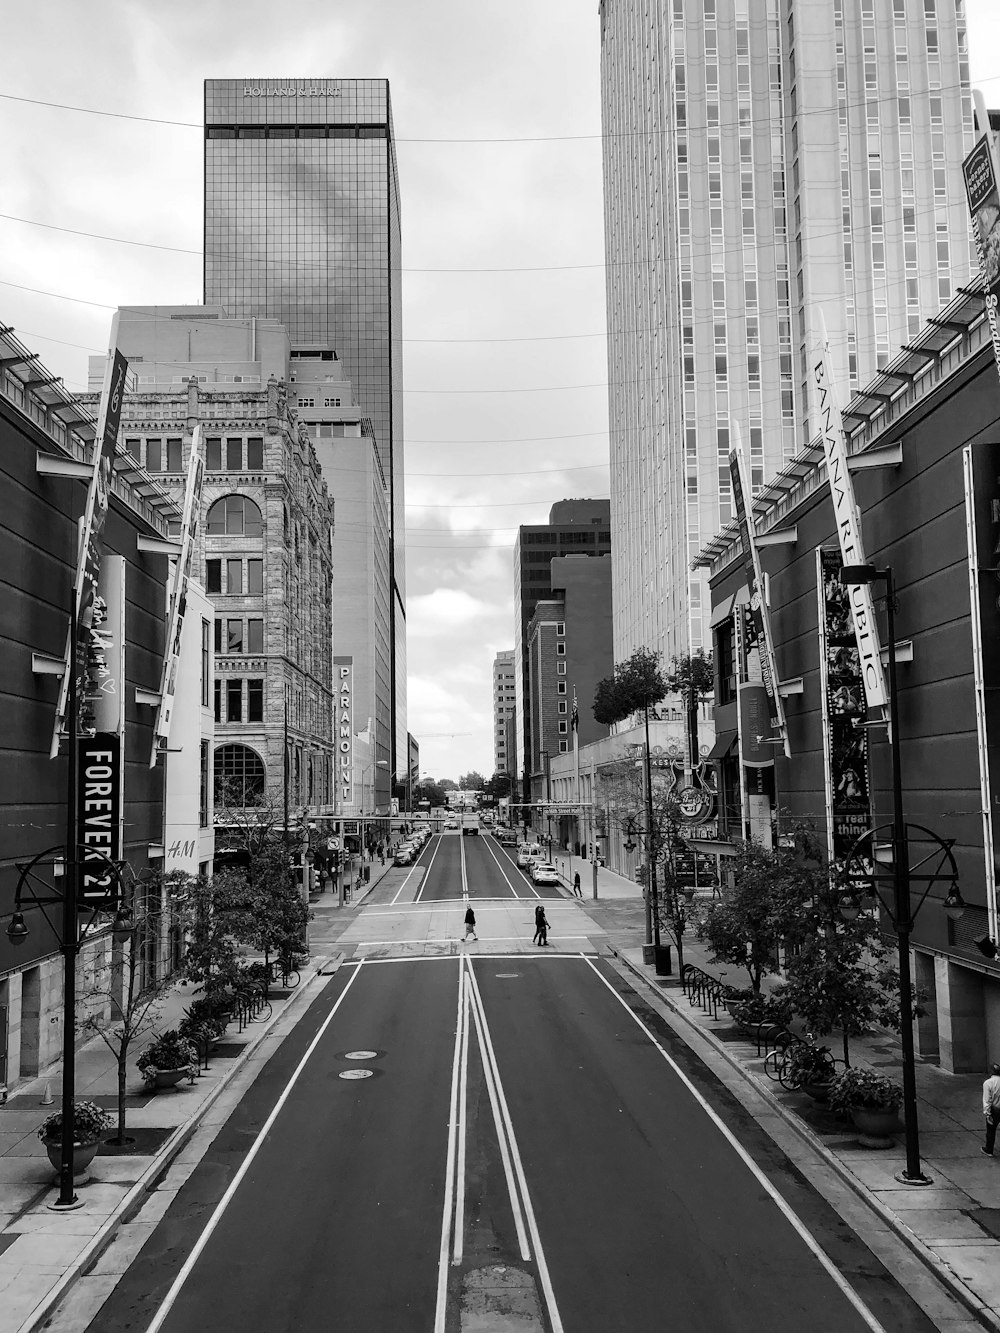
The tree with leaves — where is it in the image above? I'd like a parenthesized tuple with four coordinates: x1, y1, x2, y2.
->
(665, 650, 714, 772)
(459, 771, 486, 791)
(483, 772, 513, 800)
(78, 872, 187, 1144)
(593, 648, 669, 951)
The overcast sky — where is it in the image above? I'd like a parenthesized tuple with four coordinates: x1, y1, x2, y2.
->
(2, 1, 999, 784)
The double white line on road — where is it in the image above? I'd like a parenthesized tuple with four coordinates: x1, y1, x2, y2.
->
(434, 953, 564, 1333)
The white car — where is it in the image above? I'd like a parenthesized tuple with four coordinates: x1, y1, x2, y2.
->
(531, 862, 560, 886)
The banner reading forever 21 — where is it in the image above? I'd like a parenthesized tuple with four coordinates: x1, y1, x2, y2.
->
(77, 732, 121, 907)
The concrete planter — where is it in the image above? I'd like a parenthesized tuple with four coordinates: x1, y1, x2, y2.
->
(850, 1105, 900, 1148)
(43, 1140, 99, 1182)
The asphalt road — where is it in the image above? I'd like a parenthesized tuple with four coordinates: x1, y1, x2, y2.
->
(77, 835, 936, 1332)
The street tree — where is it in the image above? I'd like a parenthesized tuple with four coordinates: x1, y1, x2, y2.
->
(459, 771, 486, 791)
(593, 648, 669, 951)
(483, 772, 513, 800)
(665, 650, 714, 770)
(78, 871, 186, 1144)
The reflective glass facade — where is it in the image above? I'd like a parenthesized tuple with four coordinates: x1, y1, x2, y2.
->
(204, 77, 407, 783)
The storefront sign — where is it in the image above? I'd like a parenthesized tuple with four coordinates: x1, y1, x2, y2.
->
(729, 425, 789, 755)
(810, 314, 888, 710)
(152, 428, 204, 764)
(963, 128, 1000, 381)
(52, 328, 129, 756)
(334, 656, 354, 808)
(77, 733, 121, 907)
(817, 549, 872, 862)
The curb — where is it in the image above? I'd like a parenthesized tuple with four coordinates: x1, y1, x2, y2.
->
(611, 947, 1000, 1333)
(17, 953, 344, 1333)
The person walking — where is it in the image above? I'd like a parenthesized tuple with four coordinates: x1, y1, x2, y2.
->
(533, 904, 549, 947)
(983, 1062, 1000, 1156)
(464, 906, 478, 942)
(573, 871, 582, 898)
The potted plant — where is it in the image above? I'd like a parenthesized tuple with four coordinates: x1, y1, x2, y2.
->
(785, 1043, 837, 1100)
(828, 1067, 903, 1146)
(722, 986, 755, 1021)
(731, 989, 793, 1034)
(137, 1030, 198, 1091)
(38, 1099, 112, 1179)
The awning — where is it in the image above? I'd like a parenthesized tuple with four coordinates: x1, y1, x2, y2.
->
(709, 594, 736, 629)
(705, 731, 737, 761)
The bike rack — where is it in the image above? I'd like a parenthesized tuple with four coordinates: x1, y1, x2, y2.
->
(680, 964, 727, 1020)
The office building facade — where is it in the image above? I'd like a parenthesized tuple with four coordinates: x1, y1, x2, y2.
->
(492, 650, 516, 776)
(599, 0, 977, 664)
(203, 77, 407, 793)
(513, 500, 612, 802)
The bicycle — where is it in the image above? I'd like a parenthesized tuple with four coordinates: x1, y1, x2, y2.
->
(268, 956, 301, 990)
(763, 1039, 839, 1090)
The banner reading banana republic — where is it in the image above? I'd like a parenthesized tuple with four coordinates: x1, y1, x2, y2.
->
(817, 548, 872, 862)
(963, 127, 1000, 381)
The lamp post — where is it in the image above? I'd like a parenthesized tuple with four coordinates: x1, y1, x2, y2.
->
(840, 562, 961, 1186)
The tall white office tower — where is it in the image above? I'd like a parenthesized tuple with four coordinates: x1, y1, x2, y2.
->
(599, 0, 976, 662)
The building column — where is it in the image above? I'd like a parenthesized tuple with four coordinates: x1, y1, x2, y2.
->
(912, 950, 939, 1063)
(935, 956, 986, 1074)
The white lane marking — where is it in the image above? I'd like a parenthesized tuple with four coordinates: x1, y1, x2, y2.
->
(145, 962, 366, 1333)
(414, 833, 446, 904)
(453, 972, 471, 1265)
(460, 829, 469, 901)
(464, 957, 565, 1333)
(581, 956, 887, 1333)
(463, 953, 531, 1261)
(352, 935, 592, 948)
(435, 961, 466, 1333)
(389, 862, 420, 905)
(480, 834, 531, 900)
(490, 838, 543, 898)
(357, 952, 598, 965)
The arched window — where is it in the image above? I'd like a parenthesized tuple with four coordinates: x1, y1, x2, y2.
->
(214, 743, 266, 807)
(206, 495, 265, 537)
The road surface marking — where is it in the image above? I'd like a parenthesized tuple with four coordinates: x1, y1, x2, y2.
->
(480, 834, 538, 899)
(460, 827, 470, 900)
(411, 833, 446, 905)
(144, 961, 366, 1333)
(491, 839, 544, 898)
(435, 962, 467, 1333)
(463, 955, 531, 1262)
(582, 956, 887, 1333)
(465, 956, 564, 1333)
(453, 971, 472, 1265)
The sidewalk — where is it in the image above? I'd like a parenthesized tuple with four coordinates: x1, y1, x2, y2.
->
(546, 852, 1000, 1331)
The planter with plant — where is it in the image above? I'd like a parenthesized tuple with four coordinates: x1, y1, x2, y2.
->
(137, 1030, 198, 1091)
(785, 1042, 838, 1098)
(828, 1067, 903, 1146)
(38, 1099, 113, 1179)
(731, 988, 793, 1034)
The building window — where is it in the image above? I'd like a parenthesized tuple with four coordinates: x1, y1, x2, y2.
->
(557, 683, 567, 694)
(559, 741, 568, 753)
(558, 702, 567, 714)
(558, 722, 568, 734)
(214, 743, 266, 807)
(556, 643, 566, 655)
(247, 437, 264, 469)
(298, 397, 315, 408)
(199, 740, 210, 827)
(226, 438, 243, 470)
(557, 662, 566, 675)
(213, 678, 222, 722)
(206, 495, 265, 537)
(248, 559, 264, 594)
(247, 619, 264, 653)
(227, 679, 242, 723)
(145, 439, 162, 471)
(205, 559, 222, 594)
(206, 437, 222, 470)
(247, 678, 264, 723)
(556, 622, 565, 636)
(324, 397, 341, 407)
(227, 619, 243, 653)
(201, 618, 210, 707)
(166, 438, 183, 471)
(226, 558, 243, 595)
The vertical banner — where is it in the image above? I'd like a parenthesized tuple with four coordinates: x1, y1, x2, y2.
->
(809, 310, 888, 711)
(77, 732, 122, 906)
(87, 557, 126, 737)
(729, 422, 789, 755)
(817, 548, 872, 863)
(963, 444, 1000, 942)
(334, 656, 354, 809)
(151, 428, 205, 764)
(52, 323, 129, 756)
(963, 103, 1000, 382)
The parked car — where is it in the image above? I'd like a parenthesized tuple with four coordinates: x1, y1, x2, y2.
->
(394, 845, 415, 866)
(531, 862, 560, 886)
(517, 844, 542, 869)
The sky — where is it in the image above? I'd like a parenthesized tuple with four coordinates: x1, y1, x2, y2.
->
(1, 1, 999, 785)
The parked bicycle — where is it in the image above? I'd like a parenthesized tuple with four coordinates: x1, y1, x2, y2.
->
(268, 956, 301, 990)
(763, 1039, 841, 1090)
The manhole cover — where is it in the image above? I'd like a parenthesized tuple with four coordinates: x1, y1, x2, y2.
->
(339, 1069, 374, 1080)
(495, 973, 520, 979)
(345, 1050, 379, 1060)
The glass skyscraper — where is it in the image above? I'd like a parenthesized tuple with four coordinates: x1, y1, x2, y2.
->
(600, 0, 976, 666)
(204, 77, 406, 789)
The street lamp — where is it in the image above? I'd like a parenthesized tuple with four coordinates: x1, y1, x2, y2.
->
(840, 562, 953, 1186)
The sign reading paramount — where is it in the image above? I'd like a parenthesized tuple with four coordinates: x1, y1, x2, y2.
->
(810, 315, 888, 710)
(334, 656, 354, 809)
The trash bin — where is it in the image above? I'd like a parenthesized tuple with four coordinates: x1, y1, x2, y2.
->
(642, 944, 656, 965)
(653, 944, 672, 976)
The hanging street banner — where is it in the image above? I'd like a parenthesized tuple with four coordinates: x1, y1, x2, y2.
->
(963, 118, 1000, 381)
(151, 428, 205, 764)
(52, 319, 128, 757)
(817, 548, 872, 863)
(809, 310, 888, 711)
(334, 656, 354, 809)
(77, 732, 122, 907)
(729, 422, 790, 756)
(86, 557, 126, 737)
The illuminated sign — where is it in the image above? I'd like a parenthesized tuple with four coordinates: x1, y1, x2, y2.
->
(334, 655, 354, 808)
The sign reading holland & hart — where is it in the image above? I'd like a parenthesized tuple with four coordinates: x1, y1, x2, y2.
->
(810, 314, 888, 711)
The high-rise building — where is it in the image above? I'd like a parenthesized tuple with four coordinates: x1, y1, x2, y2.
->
(599, 0, 976, 663)
(514, 500, 612, 802)
(492, 650, 516, 776)
(203, 77, 406, 794)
